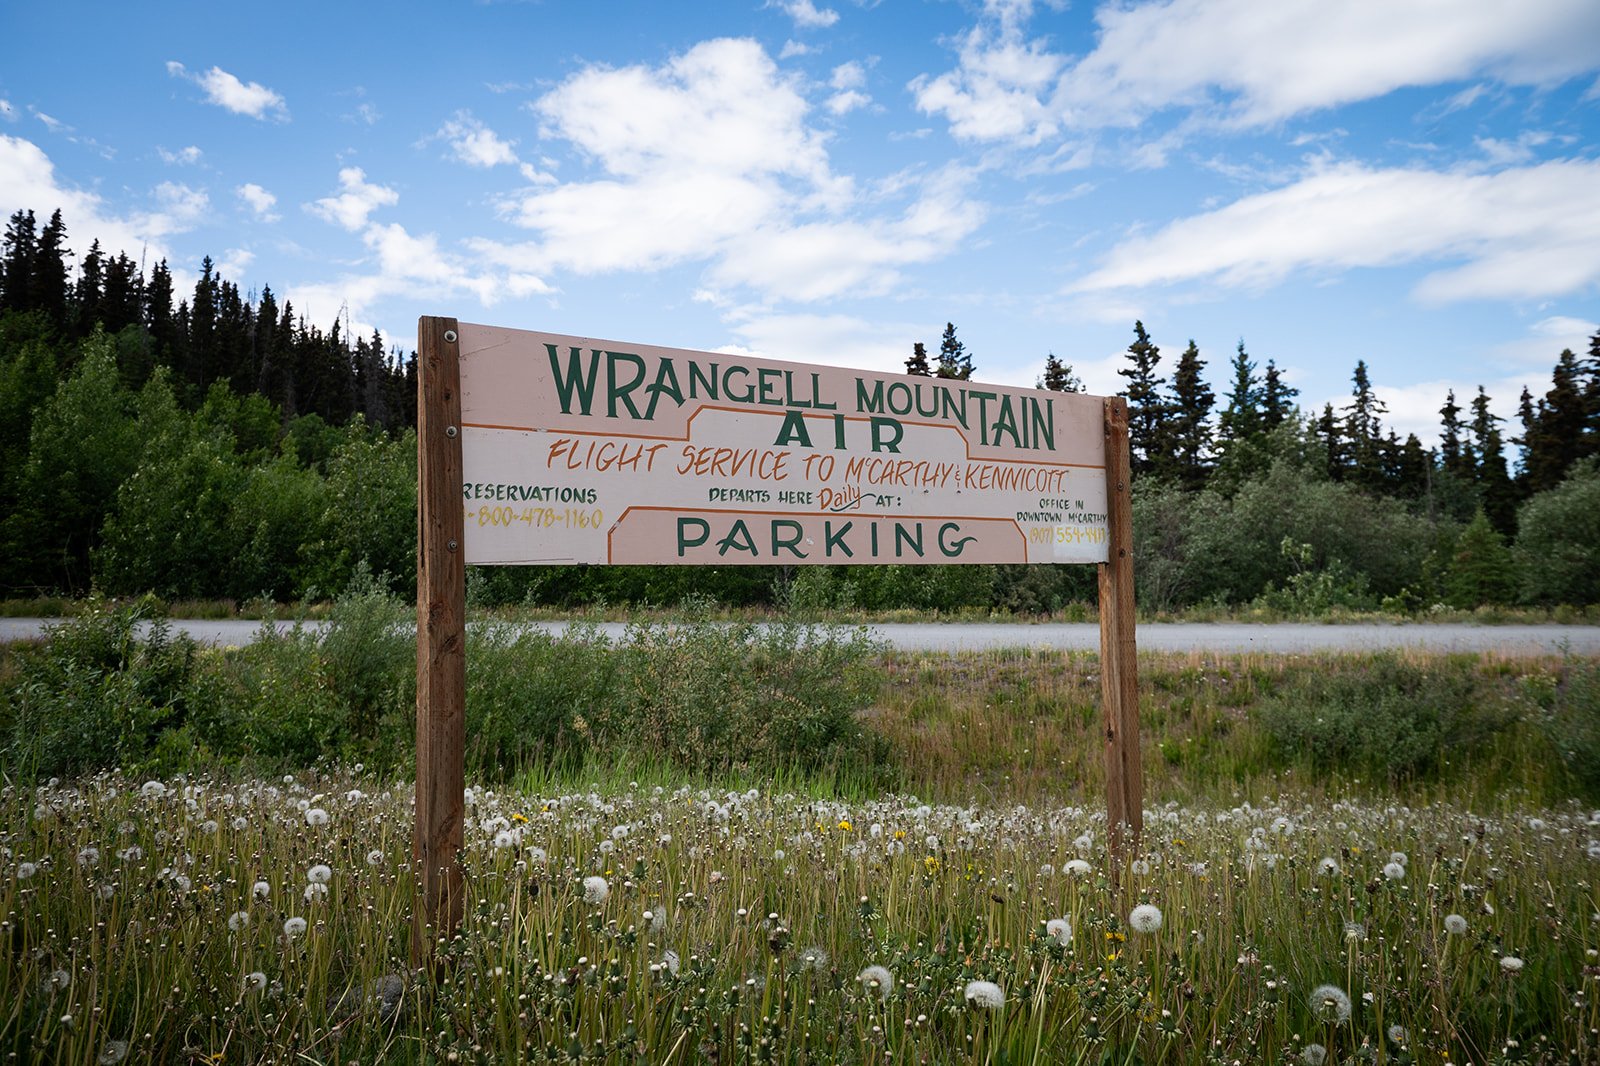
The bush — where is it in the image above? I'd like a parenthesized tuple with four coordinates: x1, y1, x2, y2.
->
(0, 596, 197, 776)
(1523, 659, 1600, 799)
(1254, 655, 1519, 781)
(1514, 459, 1600, 607)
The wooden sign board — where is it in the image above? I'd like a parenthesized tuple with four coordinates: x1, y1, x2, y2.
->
(454, 321, 1112, 566)
(413, 317, 1140, 961)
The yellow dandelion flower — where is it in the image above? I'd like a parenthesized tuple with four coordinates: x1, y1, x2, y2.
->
(838, 819, 853, 832)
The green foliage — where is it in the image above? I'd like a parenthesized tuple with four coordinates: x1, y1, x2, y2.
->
(1513, 458, 1600, 606)
(1522, 658, 1600, 799)
(1255, 655, 1519, 781)
(614, 613, 886, 778)
(298, 423, 417, 599)
(0, 596, 197, 776)
(1252, 537, 1374, 613)
(1442, 510, 1516, 608)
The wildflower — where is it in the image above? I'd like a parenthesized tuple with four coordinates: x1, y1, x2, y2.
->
(1046, 917, 1072, 946)
(140, 781, 167, 800)
(230, 817, 247, 831)
(582, 875, 610, 905)
(303, 883, 328, 902)
(283, 917, 307, 939)
(96, 1040, 129, 1065)
(1130, 859, 1151, 876)
(858, 964, 893, 998)
(1444, 913, 1468, 935)
(838, 819, 853, 832)
(1317, 857, 1341, 877)
(76, 847, 99, 868)
(17, 862, 37, 880)
(964, 980, 1005, 1009)
(228, 911, 250, 932)
(1128, 904, 1163, 934)
(1308, 983, 1351, 1024)
(304, 808, 329, 827)
(1344, 921, 1366, 943)
(307, 864, 332, 885)
(1387, 1024, 1409, 1046)
(50, 968, 71, 989)
(1064, 858, 1091, 877)
(1500, 955, 1524, 973)
(1389, 851, 1408, 867)
(366, 848, 384, 866)
(252, 880, 271, 900)
(1301, 1044, 1327, 1066)
(798, 945, 829, 971)
(244, 971, 267, 992)
(1382, 862, 1405, 881)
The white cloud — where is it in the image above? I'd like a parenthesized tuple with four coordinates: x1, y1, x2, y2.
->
(826, 61, 871, 114)
(0, 100, 16, 122)
(307, 167, 399, 231)
(236, 182, 279, 221)
(1071, 159, 1600, 305)
(910, 13, 1063, 144)
(217, 247, 254, 280)
(434, 111, 520, 168)
(158, 145, 202, 165)
(1473, 130, 1554, 167)
(914, 0, 1600, 144)
(775, 0, 839, 30)
(166, 61, 289, 121)
(153, 181, 208, 226)
(1490, 314, 1599, 368)
(492, 38, 981, 303)
(720, 311, 926, 376)
(779, 40, 813, 59)
(0, 134, 187, 267)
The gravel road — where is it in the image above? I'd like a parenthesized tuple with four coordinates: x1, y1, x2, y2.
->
(2, 618, 1595, 654)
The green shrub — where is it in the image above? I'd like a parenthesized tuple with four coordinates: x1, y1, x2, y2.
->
(0, 596, 196, 776)
(1254, 655, 1519, 781)
(1523, 659, 1600, 799)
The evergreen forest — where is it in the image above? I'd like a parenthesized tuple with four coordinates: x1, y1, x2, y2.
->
(3, 206, 1597, 613)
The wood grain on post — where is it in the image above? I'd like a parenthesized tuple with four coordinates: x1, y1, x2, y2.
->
(1098, 396, 1142, 863)
(413, 316, 466, 966)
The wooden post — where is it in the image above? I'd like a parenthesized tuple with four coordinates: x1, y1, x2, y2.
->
(413, 316, 466, 966)
(1098, 397, 1142, 863)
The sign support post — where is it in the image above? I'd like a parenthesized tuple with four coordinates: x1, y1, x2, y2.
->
(1098, 397, 1142, 863)
(413, 316, 466, 967)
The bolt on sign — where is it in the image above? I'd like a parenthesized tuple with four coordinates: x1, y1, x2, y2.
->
(456, 321, 1112, 566)
(413, 317, 1140, 966)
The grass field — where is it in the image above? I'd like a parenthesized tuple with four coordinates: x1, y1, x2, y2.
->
(3, 606, 1598, 1063)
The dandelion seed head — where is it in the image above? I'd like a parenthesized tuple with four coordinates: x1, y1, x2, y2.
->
(306, 863, 332, 884)
(252, 880, 270, 900)
(1500, 954, 1524, 973)
(76, 846, 99, 868)
(1309, 983, 1351, 1024)
(1129, 903, 1163, 934)
(858, 964, 893, 998)
(660, 949, 680, 976)
(798, 945, 828, 971)
(304, 807, 329, 827)
(17, 862, 37, 880)
(1046, 917, 1072, 946)
(244, 971, 267, 991)
(1301, 1044, 1327, 1066)
(96, 1039, 129, 1065)
(1444, 913, 1468, 935)
(366, 848, 384, 866)
(140, 781, 166, 800)
(283, 916, 307, 938)
(582, 875, 610, 905)
(1317, 857, 1340, 876)
(303, 882, 328, 902)
(964, 979, 1005, 1009)
(1064, 858, 1091, 877)
(1382, 861, 1405, 881)
(228, 911, 250, 932)
(1387, 1024, 1409, 1046)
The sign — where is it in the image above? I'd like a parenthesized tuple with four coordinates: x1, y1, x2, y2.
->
(412, 316, 1141, 967)
(454, 322, 1110, 566)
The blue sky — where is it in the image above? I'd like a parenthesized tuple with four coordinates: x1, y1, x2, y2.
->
(3, 0, 1598, 445)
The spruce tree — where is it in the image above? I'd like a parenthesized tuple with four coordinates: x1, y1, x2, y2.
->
(904, 341, 931, 377)
(1469, 386, 1516, 535)
(935, 322, 973, 380)
(31, 209, 70, 329)
(1524, 349, 1587, 492)
(1317, 403, 1345, 480)
(1443, 509, 1516, 608)
(1438, 390, 1470, 478)
(73, 239, 104, 338)
(1038, 352, 1082, 392)
(1217, 339, 1262, 448)
(1260, 359, 1297, 429)
(1343, 360, 1387, 490)
(1118, 321, 1166, 476)
(0, 209, 37, 315)
(1165, 339, 1215, 488)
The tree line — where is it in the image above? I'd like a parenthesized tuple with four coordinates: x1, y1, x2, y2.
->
(2, 205, 1596, 610)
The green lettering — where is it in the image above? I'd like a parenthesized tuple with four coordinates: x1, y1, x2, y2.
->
(773, 410, 814, 448)
(547, 344, 600, 416)
(771, 520, 807, 559)
(716, 519, 759, 557)
(606, 351, 647, 419)
(643, 358, 684, 420)
(677, 518, 710, 556)
(870, 417, 904, 453)
(824, 520, 853, 557)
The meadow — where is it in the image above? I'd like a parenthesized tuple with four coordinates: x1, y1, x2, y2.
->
(2, 598, 1599, 1064)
